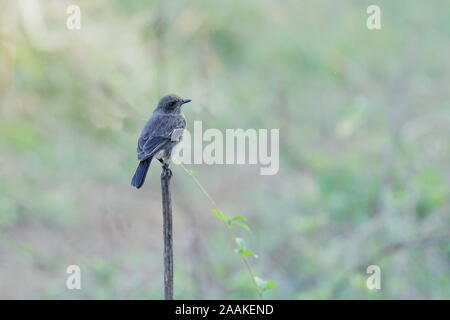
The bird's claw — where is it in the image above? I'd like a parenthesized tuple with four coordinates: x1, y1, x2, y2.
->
(162, 164, 172, 178)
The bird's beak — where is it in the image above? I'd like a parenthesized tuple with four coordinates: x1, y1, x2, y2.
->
(181, 99, 192, 105)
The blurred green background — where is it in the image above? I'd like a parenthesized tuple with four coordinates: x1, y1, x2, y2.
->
(0, 0, 449, 299)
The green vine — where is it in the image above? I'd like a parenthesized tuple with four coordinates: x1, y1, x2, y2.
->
(180, 164, 276, 298)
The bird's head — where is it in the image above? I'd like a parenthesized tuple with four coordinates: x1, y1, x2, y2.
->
(156, 94, 191, 114)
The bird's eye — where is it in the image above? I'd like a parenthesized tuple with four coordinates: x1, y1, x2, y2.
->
(169, 101, 175, 107)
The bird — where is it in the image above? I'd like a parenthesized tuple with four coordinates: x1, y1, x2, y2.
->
(131, 94, 191, 189)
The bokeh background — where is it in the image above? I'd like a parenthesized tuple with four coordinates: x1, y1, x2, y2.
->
(1, 0, 449, 299)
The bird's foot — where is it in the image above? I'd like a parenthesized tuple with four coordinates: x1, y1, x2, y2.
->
(161, 163, 172, 178)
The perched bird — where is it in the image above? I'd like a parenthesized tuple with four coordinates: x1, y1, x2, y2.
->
(131, 94, 191, 189)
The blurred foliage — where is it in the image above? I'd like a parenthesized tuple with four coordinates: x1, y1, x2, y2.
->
(0, 0, 449, 299)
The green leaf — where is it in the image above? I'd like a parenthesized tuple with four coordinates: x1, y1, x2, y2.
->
(211, 209, 228, 223)
(266, 280, 276, 289)
(234, 238, 258, 257)
(239, 249, 255, 256)
(254, 277, 276, 293)
(232, 215, 247, 222)
(232, 221, 251, 231)
(234, 249, 258, 258)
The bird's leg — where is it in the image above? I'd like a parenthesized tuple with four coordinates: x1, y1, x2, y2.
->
(162, 163, 172, 178)
(160, 149, 173, 177)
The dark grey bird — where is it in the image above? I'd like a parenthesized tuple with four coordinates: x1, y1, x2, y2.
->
(131, 94, 191, 189)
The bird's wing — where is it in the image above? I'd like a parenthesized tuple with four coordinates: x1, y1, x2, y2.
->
(137, 136, 169, 160)
(137, 114, 186, 160)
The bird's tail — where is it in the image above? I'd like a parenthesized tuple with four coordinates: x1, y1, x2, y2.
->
(131, 158, 152, 189)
